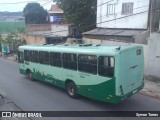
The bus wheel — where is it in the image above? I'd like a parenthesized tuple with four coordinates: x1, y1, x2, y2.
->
(27, 70, 33, 80)
(66, 82, 78, 98)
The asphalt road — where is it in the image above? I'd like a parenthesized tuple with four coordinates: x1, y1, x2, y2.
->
(0, 57, 160, 120)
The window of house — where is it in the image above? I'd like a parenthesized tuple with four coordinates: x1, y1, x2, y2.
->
(62, 53, 77, 70)
(78, 55, 97, 74)
(30, 51, 38, 63)
(107, 4, 116, 15)
(122, 2, 134, 15)
(50, 52, 62, 67)
(98, 56, 115, 77)
(24, 50, 30, 62)
(39, 51, 49, 65)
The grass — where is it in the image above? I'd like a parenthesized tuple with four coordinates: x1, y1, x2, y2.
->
(0, 21, 25, 33)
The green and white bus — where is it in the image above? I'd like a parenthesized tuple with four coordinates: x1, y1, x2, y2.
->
(18, 44, 144, 104)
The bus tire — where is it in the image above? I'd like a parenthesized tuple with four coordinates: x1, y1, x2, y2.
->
(27, 70, 33, 81)
(66, 82, 78, 98)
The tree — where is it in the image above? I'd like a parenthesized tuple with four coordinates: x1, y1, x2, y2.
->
(23, 3, 48, 24)
(53, 0, 97, 33)
(0, 31, 26, 54)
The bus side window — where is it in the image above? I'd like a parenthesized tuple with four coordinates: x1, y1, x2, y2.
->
(30, 51, 38, 63)
(39, 51, 49, 65)
(62, 53, 77, 70)
(18, 51, 24, 63)
(24, 50, 30, 62)
(98, 56, 114, 77)
(78, 55, 97, 74)
(50, 52, 62, 67)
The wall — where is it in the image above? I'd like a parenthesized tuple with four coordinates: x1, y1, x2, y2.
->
(26, 24, 51, 32)
(150, 0, 160, 32)
(51, 24, 68, 36)
(97, 0, 150, 29)
(20, 34, 46, 45)
(134, 30, 150, 44)
(83, 38, 148, 75)
(146, 33, 160, 80)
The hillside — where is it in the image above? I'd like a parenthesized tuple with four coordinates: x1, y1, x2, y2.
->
(0, 11, 23, 17)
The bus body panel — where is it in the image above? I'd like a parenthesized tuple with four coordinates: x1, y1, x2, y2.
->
(116, 46, 144, 97)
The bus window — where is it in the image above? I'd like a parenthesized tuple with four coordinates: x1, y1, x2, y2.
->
(78, 55, 97, 74)
(39, 51, 49, 65)
(24, 50, 30, 61)
(18, 51, 24, 63)
(98, 56, 114, 77)
(136, 49, 141, 55)
(50, 52, 62, 67)
(62, 53, 77, 70)
(30, 51, 38, 63)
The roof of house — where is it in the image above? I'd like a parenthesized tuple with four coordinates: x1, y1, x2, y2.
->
(25, 31, 67, 37)
(83, 28, 147, 37)
(49, 5, 64, 14)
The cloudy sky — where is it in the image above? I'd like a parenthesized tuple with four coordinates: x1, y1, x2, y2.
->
(0, 0, 54, 12)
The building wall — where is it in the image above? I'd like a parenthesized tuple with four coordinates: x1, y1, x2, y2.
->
(20, 34, 46, 45)
(83, 37, 148, 75)
(146, 33, 160, 80)
(26, 24, 51, 32)
(97, 0, 150, 29)
(134, 30, 150, 44)
(51, 24, 68, 36)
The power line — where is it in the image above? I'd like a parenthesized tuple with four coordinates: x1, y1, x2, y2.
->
(42, 0, 53, 6)
(34, 8, 150, 37)
(26, 1, 151, 37)
(97, 0, 114, 7)
(73, 4, 149, 29)
(0, 0, 45, 5)
(0, 1, 150, 38)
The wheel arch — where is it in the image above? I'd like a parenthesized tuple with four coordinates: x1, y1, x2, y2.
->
(65, 79, 75, 88)
(25, 68, 31, 75)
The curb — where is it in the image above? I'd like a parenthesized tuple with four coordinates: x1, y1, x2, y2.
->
(0, 94, 31, 120)
(0, 56, 17, 62)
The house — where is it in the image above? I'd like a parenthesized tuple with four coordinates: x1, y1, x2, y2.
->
(83, 0, 150, 44)
(22, 5, 69, 45)
(48, 5, 68, 37)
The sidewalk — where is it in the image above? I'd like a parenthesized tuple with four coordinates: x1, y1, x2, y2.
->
(140, 79, 160, 99)
(0, 94, 30, 120)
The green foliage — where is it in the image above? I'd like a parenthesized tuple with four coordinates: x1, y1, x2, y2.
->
(53, 0, 97, 33)
(23, 3, 48, 24)
(0, 21, 25, 34)
(0, 31, 26, 53)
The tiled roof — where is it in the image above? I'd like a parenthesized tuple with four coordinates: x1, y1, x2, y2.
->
(49, 5, 63, 14)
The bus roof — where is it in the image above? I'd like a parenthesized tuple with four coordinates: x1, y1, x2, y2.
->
(18, 44, 142, 56)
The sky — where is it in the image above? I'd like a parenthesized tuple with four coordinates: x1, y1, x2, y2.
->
(0, 0, 54, 12)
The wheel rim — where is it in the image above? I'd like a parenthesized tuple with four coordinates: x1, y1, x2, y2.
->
(68, 85, 75, 96)
(27, 71, 32, 79)
(29, 72, 32, 79)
